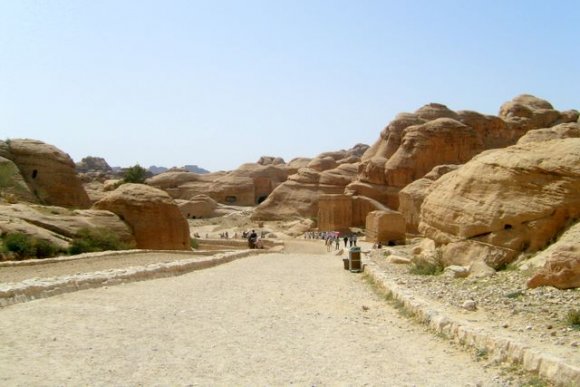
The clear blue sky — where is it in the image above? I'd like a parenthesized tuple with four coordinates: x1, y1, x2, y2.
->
(1, 1, 578, 172)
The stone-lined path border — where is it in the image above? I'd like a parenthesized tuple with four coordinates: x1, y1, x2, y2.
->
(0, 249, 271, 308)
(364, 259, 580, 387)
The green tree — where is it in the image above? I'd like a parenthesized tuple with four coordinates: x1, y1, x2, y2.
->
(122, 164, 149, 184)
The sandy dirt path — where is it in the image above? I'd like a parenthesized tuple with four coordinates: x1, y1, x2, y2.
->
(0, 242, 512, 386)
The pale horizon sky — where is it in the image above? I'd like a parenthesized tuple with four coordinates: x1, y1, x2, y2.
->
(1, 1, 578, 172)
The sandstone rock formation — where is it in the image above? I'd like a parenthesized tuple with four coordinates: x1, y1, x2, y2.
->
(347, 95, 578, 214)
(252, 146, 367, 221)
(76, 156, 113, 174)
(527, 222, 580, 289)
(147, 161, 288, 207)
(0, 139, 91, 208)
(0, 203, 135, 250)
(398, 165, 460, 234)
(517, 122, 580, 144)
(176, 194, 218, 219)
(418, 138, 580, 269)
(365, 210, 406, 245)
(94, 184, 190, 250)
(499, 94, 578, 131)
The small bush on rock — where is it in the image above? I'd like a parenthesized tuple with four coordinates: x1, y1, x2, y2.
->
(68, 227, 129, 255)
(409, 250, 443, 275)
(409, 260, 444, 275)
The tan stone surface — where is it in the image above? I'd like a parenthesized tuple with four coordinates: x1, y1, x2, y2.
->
(94, 183, 190, 250)
(527, 222, 580, 290)
(398, 164, 460, 233)
(317, 194, 352, 232)
(365, 209, 406, 245)
(517, 122, 580, 144)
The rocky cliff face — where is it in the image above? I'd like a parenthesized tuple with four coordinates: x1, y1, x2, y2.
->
(347, 95, 578, 210)
(419, 138, 580, 269)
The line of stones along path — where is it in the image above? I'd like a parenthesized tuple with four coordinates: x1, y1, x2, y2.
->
(0, 242, 515, 386)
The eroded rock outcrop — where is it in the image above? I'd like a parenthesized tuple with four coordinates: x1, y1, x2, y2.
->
(94, 184, 190, 250)
(252, 146, 367, 221)
(176, 194, 218, 219)
(0, 203, 135, 249)
(398, 165, 460, 233)
(347, 95, 578, 214)
(147, 161, 288, 206)
(0, 139, 91, 208)
(419, 138, 580, 269)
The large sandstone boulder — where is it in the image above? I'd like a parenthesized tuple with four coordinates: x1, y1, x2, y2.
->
(94, 184, 190, 250)
(0, 203, 135, 249)
(419, 138, 580, 269)
(527, 222, 580, 289)
(0, 139, 91, 208)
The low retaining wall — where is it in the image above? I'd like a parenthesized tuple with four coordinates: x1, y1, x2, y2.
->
(0, 250, 269, 308)
(364, 260, 580, 387)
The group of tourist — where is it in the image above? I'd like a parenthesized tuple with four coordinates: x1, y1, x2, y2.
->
(304, 231, 358, 252)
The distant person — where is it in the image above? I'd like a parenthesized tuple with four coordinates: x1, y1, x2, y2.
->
(343, 235, 348, 247)
(248, 229, 258, 249)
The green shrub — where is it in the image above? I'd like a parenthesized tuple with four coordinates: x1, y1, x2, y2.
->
(566, 309, 580, 330)
(68, 227, 128, 255)
(122, 164, 149, 184)
(190, 238, 199, 249)
(1, 232, 62, 260)
(4, 233, 36, 259)
(409, 260, 443, 275)
(34, 238, 60, 258)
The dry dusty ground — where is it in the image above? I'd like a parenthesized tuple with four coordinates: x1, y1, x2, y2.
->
(0, 240, 526, 386)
